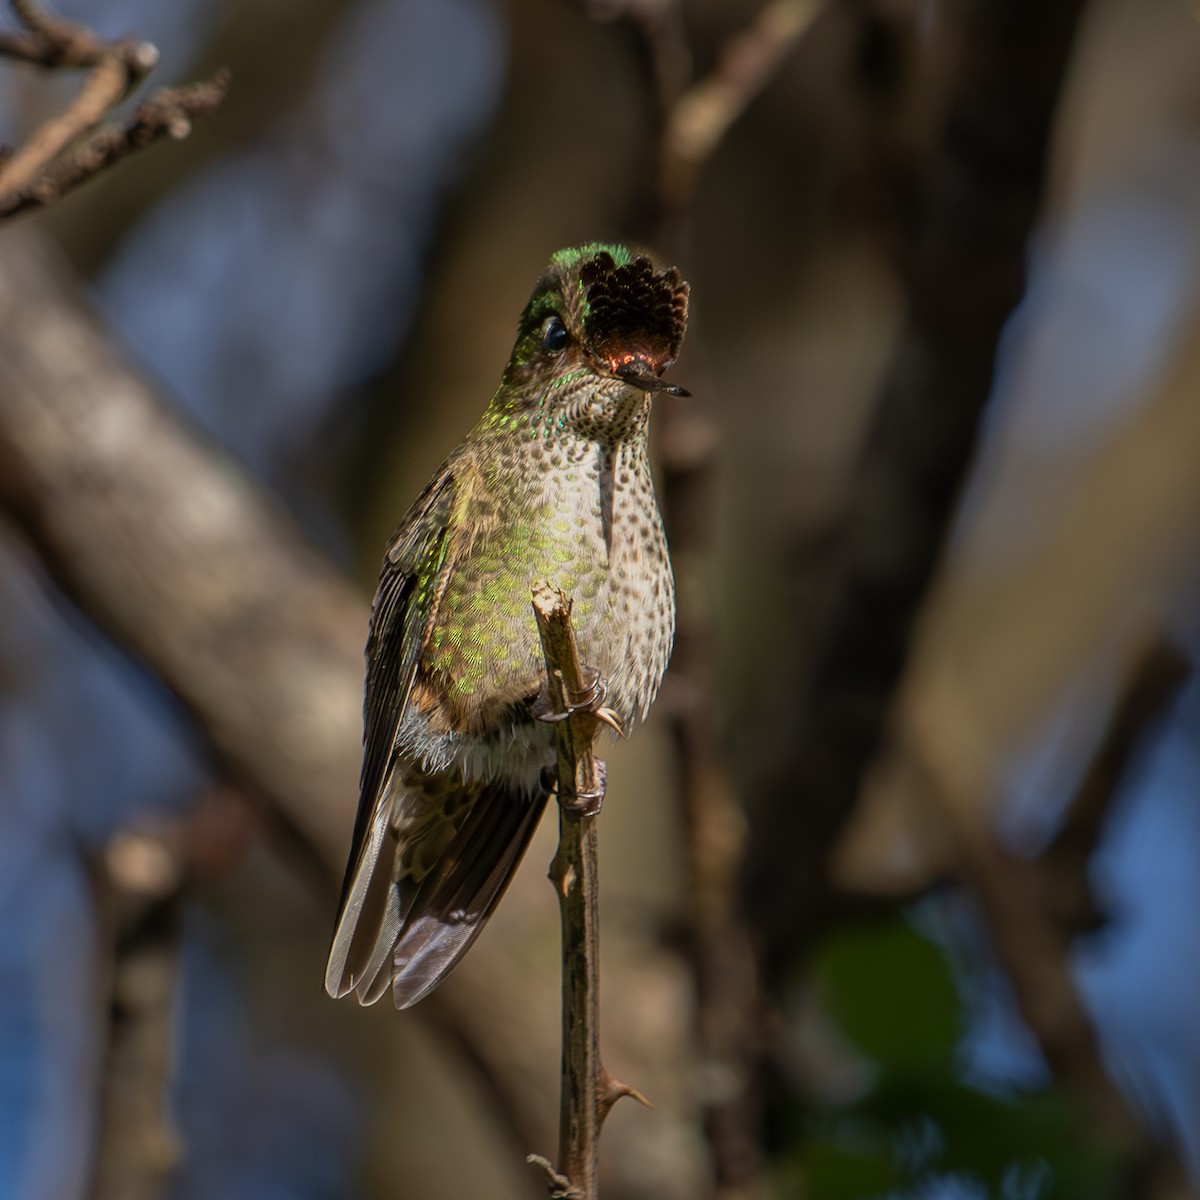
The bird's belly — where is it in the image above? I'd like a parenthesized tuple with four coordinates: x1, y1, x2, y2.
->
(408, 451, 674, 776)
(580, 498, 674, 728)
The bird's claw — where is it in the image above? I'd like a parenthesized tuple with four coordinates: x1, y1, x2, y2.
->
(594, 706, 625, 737)
(533, 664, 623, 736)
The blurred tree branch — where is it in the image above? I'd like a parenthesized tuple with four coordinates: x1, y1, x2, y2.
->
(0, 0, 227, 219)
(0, 232, 364, 864)
(835, 638, 1193, 909)
(657, 0, 824, 216)
(89, 829, 187, 1200)
(902, 638, 1195, 1142)
(1037, 637, 1190, 933)
(725, 0, 1196, 1180)
(0, 0, 155, 72)
(741, 0, 1092, 975)
(88, 788, 260, 1200)
(892, 297, 1200, 1163)
(655, 389, 765, 1199)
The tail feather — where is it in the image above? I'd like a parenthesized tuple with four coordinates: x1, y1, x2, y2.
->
(325, 792, 401, 1000)
(391, 780, 548, 1009)
(353, 882, 404, 1004)
(324, 774, 548, 1008)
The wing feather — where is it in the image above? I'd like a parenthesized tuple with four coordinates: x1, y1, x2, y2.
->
(324, 467, 457, 999)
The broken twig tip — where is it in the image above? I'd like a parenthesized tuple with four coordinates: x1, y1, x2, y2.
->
(527, 1154, 583, 1200)
(130, 40, 159, 73)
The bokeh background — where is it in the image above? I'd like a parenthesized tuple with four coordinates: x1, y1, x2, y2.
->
(2, 0, 1200, 1197)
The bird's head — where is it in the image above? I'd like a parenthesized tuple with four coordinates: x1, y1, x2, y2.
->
(494, 244, 690, 441)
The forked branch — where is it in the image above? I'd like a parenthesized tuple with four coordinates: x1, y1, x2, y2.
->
(0, 0, 227, 218)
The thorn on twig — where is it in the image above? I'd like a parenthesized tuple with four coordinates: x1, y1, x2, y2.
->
(597, 1072, 652, 1125)
(127, 39, 159, 76)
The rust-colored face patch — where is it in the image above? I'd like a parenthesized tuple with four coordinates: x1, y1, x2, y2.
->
(607, 349, 654, 373)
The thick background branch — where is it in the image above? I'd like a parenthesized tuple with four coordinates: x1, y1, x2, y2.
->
(0, 231, 364, 863)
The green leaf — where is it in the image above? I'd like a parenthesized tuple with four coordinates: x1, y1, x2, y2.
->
(780, 1124, 901, 1200)
(810, 917, 961, 1072)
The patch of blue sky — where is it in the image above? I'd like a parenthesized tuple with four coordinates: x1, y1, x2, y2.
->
(97, 0, 506, 492)
(167, 917, 363, 1200)
(1074, 674, 1200, 1174)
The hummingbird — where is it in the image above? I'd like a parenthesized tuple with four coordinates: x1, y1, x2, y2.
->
(325, 244, 690, 1008)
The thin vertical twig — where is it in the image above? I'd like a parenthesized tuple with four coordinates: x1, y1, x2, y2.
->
(529, 582, 647, 1200)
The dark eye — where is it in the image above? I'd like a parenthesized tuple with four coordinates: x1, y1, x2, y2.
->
(542, 315, 569, 354)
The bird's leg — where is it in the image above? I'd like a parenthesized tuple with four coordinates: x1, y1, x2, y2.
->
(541, 761, 608, 817)
(574, 760, 607, 817)
(533, 659, 621, 815)
(533, 663, 625, 737)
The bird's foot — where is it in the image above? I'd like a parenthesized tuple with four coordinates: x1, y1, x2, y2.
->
(533, 663, 625, 737)
(538, 761, 608, 817)
(570, 760, 607, 816)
